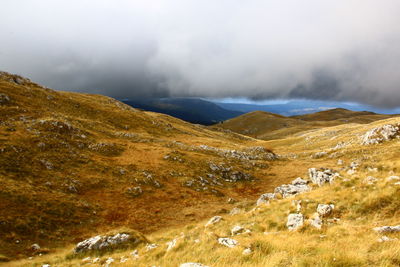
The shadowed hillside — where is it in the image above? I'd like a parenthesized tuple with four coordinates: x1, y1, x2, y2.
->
(122, 98, 243, 125)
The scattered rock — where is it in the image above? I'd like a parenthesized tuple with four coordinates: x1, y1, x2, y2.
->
(120, 256, 128, 263)
(126, 186, 143, 197)
(205, 216, 222, 227)
(105, 257, 114, 266)
(312, 151, 328, 159)
(337, 159, 344, 165)
(146, 243, 158, 251)
(363, 176, 378, 185)
(387, 176, 400, 182)
(231, 225, 246, 236)
(242, 247, 252, 255)
(82, 257, 91, 263)
(309, 214, 323, 229)
(287, 213, 304, 231)
(0, 93, 10, 105)
(130, 250, 139, 259)
(227, 198, 237, 204)
(274, 181, 310, 198)
(229, 207, 242, 215)
(362, 124, 400, 145)
(92, 258, 100, 263)
(180, 263, 210, 267)
(292, 200, 302, 212)
(31, 243, 41, 251)
(317, 204, 334, 217)
(166, 239, 177, 251)
(256, 193, 276, 206)
(308, 168, 338, 186)
(378, 235, 398, 242)
(373, 225, 400, 233)
(218, 237, 238, 248)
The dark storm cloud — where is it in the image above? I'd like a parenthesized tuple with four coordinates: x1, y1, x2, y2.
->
(1, 0, 400, 107)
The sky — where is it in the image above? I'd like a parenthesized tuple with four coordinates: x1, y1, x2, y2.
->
(1, 1, 400, 107)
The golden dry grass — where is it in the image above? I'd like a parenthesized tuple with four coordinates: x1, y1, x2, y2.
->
(217, 109, 398, 141)
(1, 72, 400, 266)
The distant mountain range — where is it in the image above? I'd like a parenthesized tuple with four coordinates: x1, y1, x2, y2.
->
(214, 100, 400, 116)
(122, 98, 243, 125)
(122, 98, 400, 125)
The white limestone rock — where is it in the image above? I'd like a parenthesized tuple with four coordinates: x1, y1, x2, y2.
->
(166, 239, 177, 251)
(373, 225, 400, 233)
(378, 235, 398, 242)
(308, 168, 338, 186)
(130, 250, 139, 259)
(291, 177, 308, 185)
(31, 243, 41, 251)
(205, 216, 222, 227)
(274, 183, 310, 198)
(105, 257, 114, 266)
(317, 204, 334, 217)
(74, 233, 132, 253)
(256, 193, 276, 206)
(387, 176, 400, 182)
(287, 213, 304, 231)
(145, 243, 158, 251)
(229, 207, 242, 215)
(218, 237, 238, 248)
(242, 248, 252, 255)
(180, 263, 210, 267)
(309, 214, 323, 229)
(363, 176, 378, 185)
(362, 124, 400, 145)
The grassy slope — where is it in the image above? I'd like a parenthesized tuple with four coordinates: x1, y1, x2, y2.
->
(217, 109, 398, 141)
(2, 72, 400, 266)
(0, 72, 283, 260)
(14, 116, 400, 266)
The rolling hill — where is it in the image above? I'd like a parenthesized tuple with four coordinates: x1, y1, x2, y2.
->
(217, 108, 399, 140)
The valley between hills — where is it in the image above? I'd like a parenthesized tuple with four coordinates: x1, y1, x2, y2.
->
(1, 72, 400, 266)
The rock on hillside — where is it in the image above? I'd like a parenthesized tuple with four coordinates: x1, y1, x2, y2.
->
(362, 124, 400, 145)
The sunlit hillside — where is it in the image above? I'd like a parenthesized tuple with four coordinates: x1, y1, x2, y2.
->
(1, 72, 399, 266)
(217, 109, 398, 140)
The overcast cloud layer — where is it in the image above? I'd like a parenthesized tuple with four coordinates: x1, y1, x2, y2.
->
(1, 0, 400, 107)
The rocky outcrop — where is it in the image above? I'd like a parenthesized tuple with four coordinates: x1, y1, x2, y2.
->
(74, 231, 143, 253)
(362, 124, 400, 145)
(274, 182, 310, 198)
(287, 213, 304, 231)
(308, 168, 338, 186)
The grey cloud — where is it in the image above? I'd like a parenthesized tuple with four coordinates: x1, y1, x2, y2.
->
(1, 0, 400, 107)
